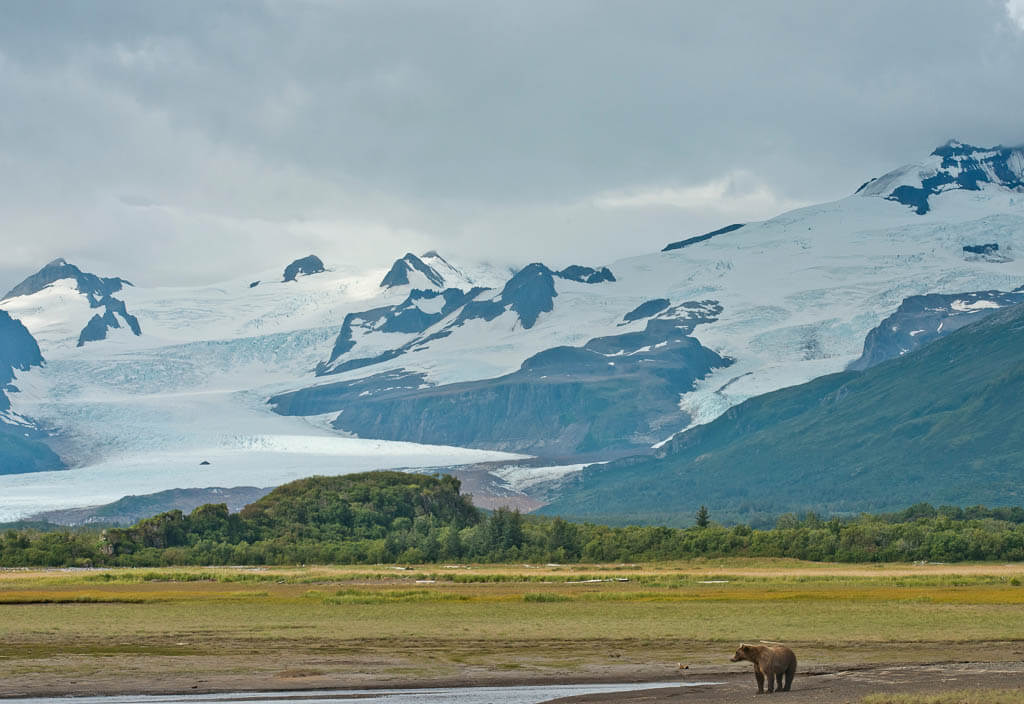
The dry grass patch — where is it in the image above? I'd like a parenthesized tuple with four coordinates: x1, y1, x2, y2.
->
(862, 690, 1024, 703)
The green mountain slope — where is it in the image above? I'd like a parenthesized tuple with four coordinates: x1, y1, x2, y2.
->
(540, 302, 1024, 526)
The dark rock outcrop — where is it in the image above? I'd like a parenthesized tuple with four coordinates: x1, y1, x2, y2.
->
(663, 223, 744, 252)
(276, 300, 727, 456)
(76, 295, 142, 347)
(0, 311, 42, 410)
(0, 423, 64, 475)
(282, 255, 325, 282)
(321, 287, 483, 371)
(380, 253, 445, 289)
(963, 243, 999, 255)
(556, 265, 616, 284)
(3, 258, 130, 303)
(0, 311, 62, 474)
(3, 259, 142, 347)
(848, 289, 1024, 370)
(623, 299, 671, 323)
(321, 261, 628, 377)
(877, 142, 1024, 215)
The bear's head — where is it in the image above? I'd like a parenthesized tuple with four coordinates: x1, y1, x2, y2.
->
(730, 644, 756, 662)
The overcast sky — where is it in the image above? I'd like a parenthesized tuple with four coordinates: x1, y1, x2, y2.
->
(2, 1, 1024, 292)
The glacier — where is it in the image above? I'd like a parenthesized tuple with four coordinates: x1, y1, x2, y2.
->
(1, 143, 1024, 519)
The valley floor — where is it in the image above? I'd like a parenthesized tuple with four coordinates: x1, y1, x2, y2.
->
(0, 560, 1022, 700)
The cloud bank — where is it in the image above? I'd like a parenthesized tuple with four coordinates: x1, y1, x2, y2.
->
(1, 1, 1023, 290)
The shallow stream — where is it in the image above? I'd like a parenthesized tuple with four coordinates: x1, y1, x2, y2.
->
(5, 681, 720, 704)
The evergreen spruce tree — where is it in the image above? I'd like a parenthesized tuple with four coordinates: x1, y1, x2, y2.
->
(695, 505, 710, 528)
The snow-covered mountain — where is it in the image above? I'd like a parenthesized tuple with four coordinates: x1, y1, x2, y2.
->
(0, 252, 523, 516)
(858, 140, 1024, 214)
(2, 258, 140, 349)
(1, 142, 1023, 519)
(273, 143, 1024, 449)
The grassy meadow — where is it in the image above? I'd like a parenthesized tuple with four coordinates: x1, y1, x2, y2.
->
(1, 559, 1023, 695)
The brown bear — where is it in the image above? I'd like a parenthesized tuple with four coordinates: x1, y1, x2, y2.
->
(730, 642, 796, 694)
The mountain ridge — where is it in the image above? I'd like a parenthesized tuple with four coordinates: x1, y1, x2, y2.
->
(541, 299, 1024, 525)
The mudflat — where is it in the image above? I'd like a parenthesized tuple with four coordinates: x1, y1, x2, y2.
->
(1, 561, 1022, 699)
(545, 663, 1024, 703)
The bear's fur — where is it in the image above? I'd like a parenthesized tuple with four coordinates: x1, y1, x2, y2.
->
(730, 643, 797, 694)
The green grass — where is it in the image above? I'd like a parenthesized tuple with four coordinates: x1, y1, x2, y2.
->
(0, 561, 1022, 695)
(1, 563, 1021, 676)
(522, 592, 572, 602)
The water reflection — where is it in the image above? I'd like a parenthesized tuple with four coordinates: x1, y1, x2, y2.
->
(6, 681, 721, 704)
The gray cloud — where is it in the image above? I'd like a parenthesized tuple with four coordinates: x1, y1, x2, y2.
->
(1, 1, 1023, 291)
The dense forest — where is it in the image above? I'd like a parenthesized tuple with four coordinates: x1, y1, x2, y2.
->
(2, 472, 1024, 567)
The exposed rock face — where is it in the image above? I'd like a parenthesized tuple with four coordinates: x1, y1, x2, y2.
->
(3, 259, 142, 347)
(453, 262, 614, 330)
(663, 223, 745, 252)
(0, 311, 42, 410)
(380, 253, 445, 288)
(321, 287, 482, 373)
(77, 297, 142, 347)
(319, 259, 623, 377)
(623, 299, 670, 323)
(476, 262, 556, 329)
(2, 258, 129, 302)
(961, 243, 1012, 263)
(282, 255, 325, 282)
(858, 141, 1024, 215)
(556, 265, 616, 283)
(848, 289, 1024, 370)
(274, 300, 728, 456)
(0, 311, 62, 475)
(963, 243, 1000, 255)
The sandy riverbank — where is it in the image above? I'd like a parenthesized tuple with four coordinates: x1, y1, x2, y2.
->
(547, 662, 1024, 703)
(2, 661, 1023, 701)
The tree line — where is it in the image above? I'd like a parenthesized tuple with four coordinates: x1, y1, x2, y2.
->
(2, 472, 1024, 567)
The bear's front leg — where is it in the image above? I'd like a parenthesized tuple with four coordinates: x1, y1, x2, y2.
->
(755, 668, 765, 694)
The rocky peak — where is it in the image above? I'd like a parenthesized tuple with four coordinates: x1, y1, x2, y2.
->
(858, 141, 1024, 214)
(380, 253, 446, 289)
(282, 255, 325, 282)
(3, 259, 131, 303)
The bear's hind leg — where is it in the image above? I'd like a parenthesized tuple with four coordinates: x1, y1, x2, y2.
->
(776, 672, 784, 691)
(783, 665, 795, 691)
